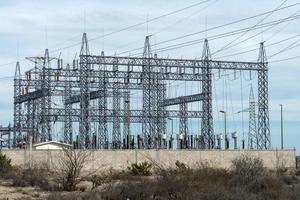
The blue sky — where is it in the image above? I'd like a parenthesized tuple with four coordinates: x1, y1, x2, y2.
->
(0, 0, 299, 154)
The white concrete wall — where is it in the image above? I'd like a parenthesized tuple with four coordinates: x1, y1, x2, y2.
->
(1, 149, 296, 171)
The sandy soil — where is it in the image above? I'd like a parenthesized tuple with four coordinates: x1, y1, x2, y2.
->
(0, 179, 49, 200)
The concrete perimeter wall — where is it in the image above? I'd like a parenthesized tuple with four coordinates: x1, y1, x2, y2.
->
(1, 149, 296, 171)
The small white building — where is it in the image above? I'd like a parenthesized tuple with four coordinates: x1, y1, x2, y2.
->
(33, 141, 72, 150)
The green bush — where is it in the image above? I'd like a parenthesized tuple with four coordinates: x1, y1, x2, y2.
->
(0, 152, 13, 178)
(128, 161, 152, 176)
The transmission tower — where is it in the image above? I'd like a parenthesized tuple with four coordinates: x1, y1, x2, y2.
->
(201, 39, 214, 149)
(13, 62, 22, 147)
(248, 85, 257, 149)
(257, 42, 270, 149)
(98, 51, 108, 149)
(79, 33, 91, 148)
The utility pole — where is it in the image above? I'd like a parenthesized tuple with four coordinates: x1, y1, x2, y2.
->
(280, 104, 283, 150)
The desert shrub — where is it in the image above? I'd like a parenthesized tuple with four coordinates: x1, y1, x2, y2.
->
(247, 175, 283, 193)
(11, 171, 27, 187)
(295, 168, 300, 176)
(0, 152, 13, 178)
(47, 192, 81, 200)
(175, 160, 188, 171)
(90, 175, 105, 190)
(231, 155, 266, 185)
(47, 192, 64, 200)
(128, 161, 152, 176)
(11, 167, 51, 190)
(49, 161, 300, 200)
(279, 175, 299, 185)
(195, 185, 256, 200)
(276, 166, 288, 177)
(56, 148, 91, 191)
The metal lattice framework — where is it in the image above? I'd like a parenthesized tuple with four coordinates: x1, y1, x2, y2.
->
(248, 85, 258, 149)
(257, 42, 271, 149)
(12, 33, 270, 149)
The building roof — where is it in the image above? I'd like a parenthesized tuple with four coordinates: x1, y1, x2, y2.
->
(32, 141, 72, 147)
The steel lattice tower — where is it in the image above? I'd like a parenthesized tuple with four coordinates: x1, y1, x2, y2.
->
(64, 64, 73, 144)
(98, 51, 108, 149)
(123, 87, 130, 148)
(201, 39, 214, 149)
(13, 62, 22, 147)
(41, 49, 52, 142)
(257, 42, 270, 149)
(123, 62, 131, 148)
(248, 85, 257, 149)
(79, 33, 91, 148)
(142, 36, 155, 148)
(112, 58, 121, 149)
(179, 103, 188, 148)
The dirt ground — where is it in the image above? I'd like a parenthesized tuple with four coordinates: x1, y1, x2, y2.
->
(0, 179, 48, 200)
(0, 179, 91, 200)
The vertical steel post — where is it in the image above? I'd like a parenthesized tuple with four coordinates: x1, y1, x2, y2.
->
(79, 33, 90, 148)
(257, 42, 270, 149)
(201, 39, 214, 149)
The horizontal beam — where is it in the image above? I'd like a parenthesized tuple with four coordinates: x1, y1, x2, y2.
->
(82, 55, 264, 71)
(17, 79, 149, 90)
(14, 89, 50, 104)
(163, 93, 205, 106)
(27, 68, 203, 81)
(65, 90, 129, 104)
(17, 108, 202, 123)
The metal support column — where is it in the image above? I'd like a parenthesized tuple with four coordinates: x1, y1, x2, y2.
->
(257, 42, 270, 149)
(98, 51, 108, 149)
(13, 62, 22, 147)
(64, 64, 73, 144)
(112, 58, 121, 149)
(248, 85, 257, 149)
(79, 33, 90, 148)
(179, 103, 188, 148)
(201, 39, 214, 149)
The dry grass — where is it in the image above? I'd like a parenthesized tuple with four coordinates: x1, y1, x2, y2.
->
(1, 152, 300, 200)
(47, 156, 300, 200)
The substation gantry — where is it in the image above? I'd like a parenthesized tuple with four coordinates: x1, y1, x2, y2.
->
(12, 33, 270, 150)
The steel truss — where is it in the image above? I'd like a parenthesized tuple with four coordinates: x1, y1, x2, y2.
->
(12, 33, 270, 149)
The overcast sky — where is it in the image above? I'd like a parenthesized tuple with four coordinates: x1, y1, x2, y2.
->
(0, 0, 299, 153)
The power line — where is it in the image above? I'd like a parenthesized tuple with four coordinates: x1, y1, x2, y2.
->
(0, 0, 213, 68)
(269, 55, 300, 63)
(112, 0, 219, 55)
(49, 0, 213, 54)
(130, 14, 300, 56)
(269, 38, 300, 58)
(152, 0, 220, 36)
(117, 2, 300, 56)
(212, 9, 300, 57)
(211, 0, 289, 55)
(214, 33, 300, 59)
